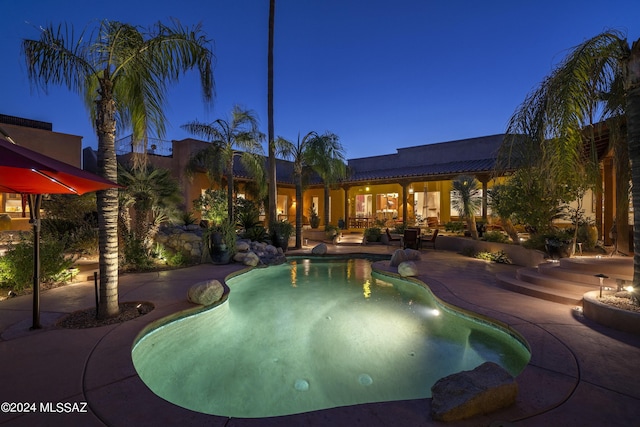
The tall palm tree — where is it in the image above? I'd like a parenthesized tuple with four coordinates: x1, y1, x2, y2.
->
(306, 132, 347, 227)
(279, 131, 320, 248)
(267, 0, 278, 223)
(22, 20, 214, 318)
(497, 31, 640, 301)
(452, 175, 481, 240)
(183, 106, 265, 221)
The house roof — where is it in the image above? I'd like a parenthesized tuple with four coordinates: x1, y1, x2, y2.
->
(348, 158, 496, 182)
(115, 130, 615, 187)
(347, 134, 504, 183)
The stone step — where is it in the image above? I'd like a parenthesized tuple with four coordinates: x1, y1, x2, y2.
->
(558, 257, 633, 280)
(494, 255, 632, 305)
(495, 272, 583, 306)
(537, 262, 624, 287)
(517, 267, 599, 293)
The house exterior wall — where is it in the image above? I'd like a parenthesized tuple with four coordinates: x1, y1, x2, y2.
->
(0, 120, 83, 230)
(1, 115, 619, 243)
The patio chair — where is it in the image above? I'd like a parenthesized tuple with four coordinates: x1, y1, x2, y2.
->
(422, 229, 439, 249)
(403, 228, 420, 250)
(386, 228, 401, 243)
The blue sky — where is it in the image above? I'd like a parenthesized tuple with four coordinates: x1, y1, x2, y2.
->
(2, 0, 640, 159)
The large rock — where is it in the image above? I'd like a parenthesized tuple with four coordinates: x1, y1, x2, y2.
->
(390, 249, 408, 267)
(398, 261, 418, 277)
(233, 252, 247, 262)
(243, 251, 260, 267)
(236, 241, 250, 252)
(311, 243, 328, 255)
(187, 280, 225, 306)
(431, 362, 518, 422)
(404, 248, 421, 261)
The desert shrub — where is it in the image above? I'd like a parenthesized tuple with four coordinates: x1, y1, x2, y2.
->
(523, 229, 572, 251)
(459, 246, 512, 264)
(166, 251, 188, 267)
(0, 238, 75, 291)
(482, 231, 510, 243)
(474, 250, 512, 264)
(393, 223, 408, 234)
(364, 227, 382, 242)
(121, 236, 156, 271)
(180, 211, 198, 226)
(325, 224, 339, 239)
(445, 221, 465, 234)
(235, 198, 261, 231)
(41, 218, 99, 256)
(243, 225, 268, 242)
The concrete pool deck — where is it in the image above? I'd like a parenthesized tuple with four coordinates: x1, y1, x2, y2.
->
(1, 243, 639, 426)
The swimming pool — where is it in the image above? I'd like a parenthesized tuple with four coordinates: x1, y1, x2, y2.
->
(132, 258, 530, 418)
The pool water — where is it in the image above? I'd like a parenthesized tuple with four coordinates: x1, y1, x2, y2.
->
(132, 258, 530, 418)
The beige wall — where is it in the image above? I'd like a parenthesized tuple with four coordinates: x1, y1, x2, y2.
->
(1, 123, 83, 223)
(1, 123, 82, 167)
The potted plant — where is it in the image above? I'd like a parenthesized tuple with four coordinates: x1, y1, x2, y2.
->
(309, 208, 321, 229)
(194, 189, 236, 264)
(270, 220, 294, 251)
(325, 224, 339, 241)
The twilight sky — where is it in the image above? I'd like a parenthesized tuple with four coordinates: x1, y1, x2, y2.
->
(1, 0, 639, 160)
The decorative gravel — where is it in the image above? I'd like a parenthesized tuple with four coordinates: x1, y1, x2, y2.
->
(597, 291, 640, 314)
(56, 301, 154, 329)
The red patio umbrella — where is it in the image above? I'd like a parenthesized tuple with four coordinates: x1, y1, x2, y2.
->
(0, 126, 122, 329)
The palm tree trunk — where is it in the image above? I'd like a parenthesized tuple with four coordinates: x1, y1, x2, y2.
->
(295, 179, 303, 248)
(615, 134, 631, 255)
(96, 83, 120, 319)
(467, 216, 478, 240)
(267, 0, 277, 223)
(227, 164, 235, 221)
(625, 38, 640, 302)
(502, 217, 520, 244)
(323, 184, 330, 227)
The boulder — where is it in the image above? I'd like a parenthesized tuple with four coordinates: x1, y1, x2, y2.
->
(187, 280, 225, 306)
(265, 244, 279, 255)
(311, 243, 328, 255)
(404, 248, 421, 261)
(243, 251, 260, 267)
(431, 362, 518, 422)
(236, 241, 250, 252)
(398, 261, 418, 277)
(233, 252, 247, 262)
(390, 248, 408, 267)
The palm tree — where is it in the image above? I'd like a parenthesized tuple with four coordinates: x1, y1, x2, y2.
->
(118, 163, 182, 252)
(22, 20, 214, 318)
(183, 106, 265, 221)
(452, 175, 481, 240)
(279, 131, 320, 248)
(306, 132, 347, 227)
(267, 0, 278, 224)
(496, 31, 640, 301)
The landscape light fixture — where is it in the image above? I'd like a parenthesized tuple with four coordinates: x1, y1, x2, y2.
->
(595, 274, 609, 298)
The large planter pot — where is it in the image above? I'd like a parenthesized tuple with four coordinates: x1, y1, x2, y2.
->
(276, 235, 290, 252)
(209, 243, 231, 264)
(208, 231, 231, 264)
